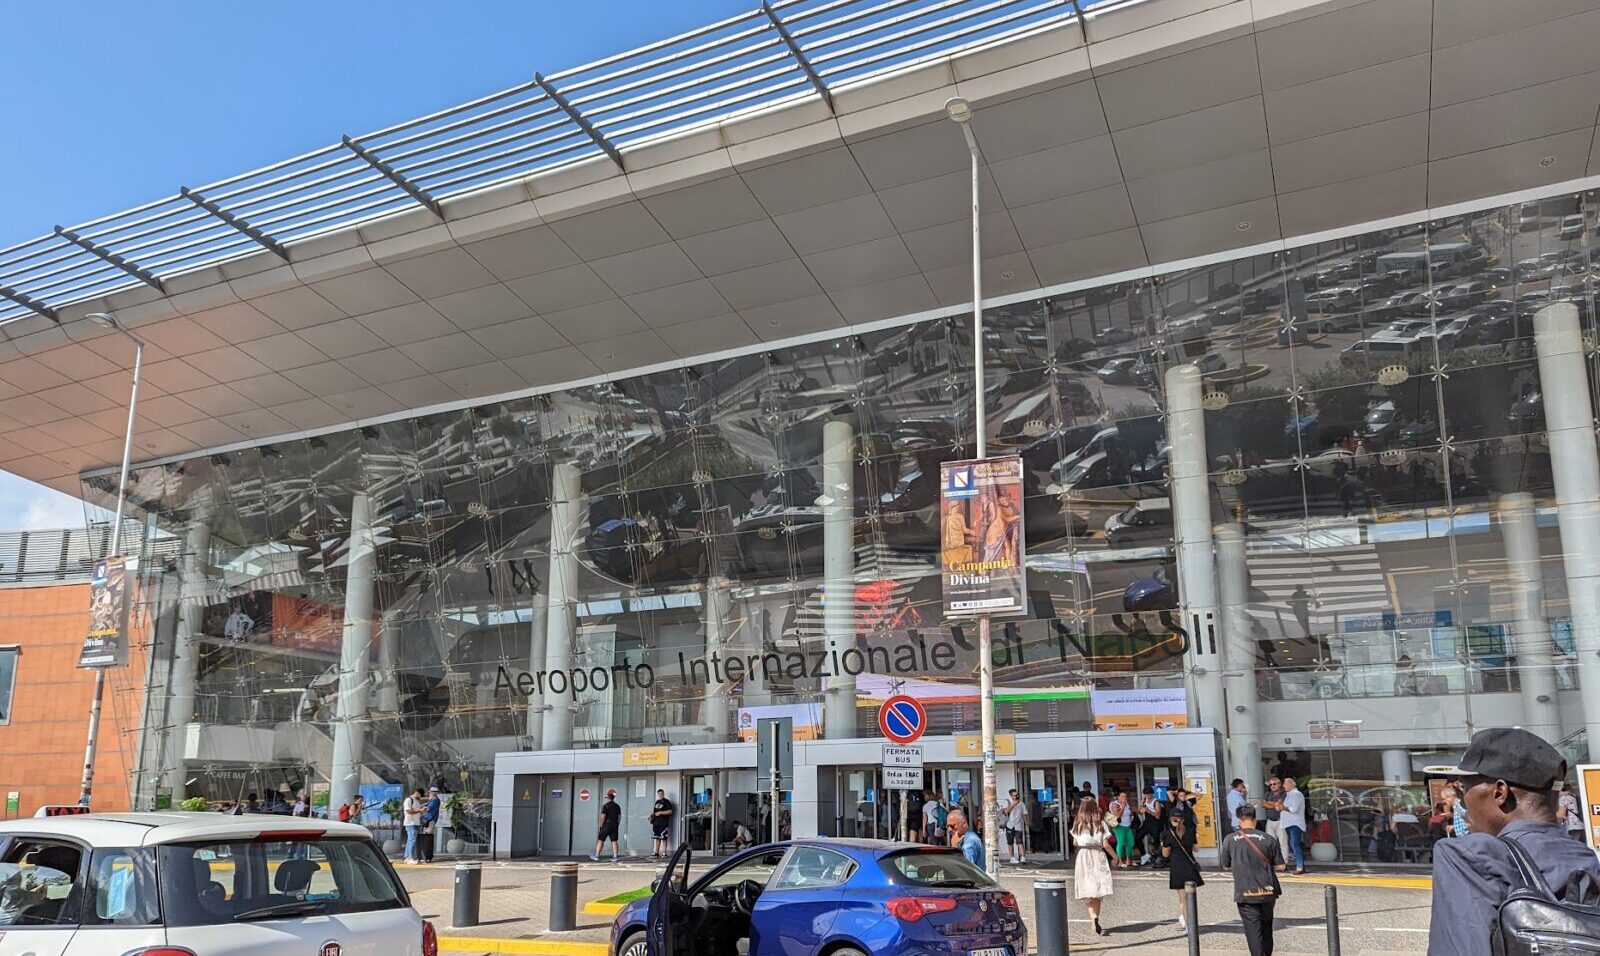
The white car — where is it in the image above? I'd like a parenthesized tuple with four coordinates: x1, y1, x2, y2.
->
(0, 812, 434, 956)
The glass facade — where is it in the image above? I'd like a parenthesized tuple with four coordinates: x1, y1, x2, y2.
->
(97, 188, 1599, 861)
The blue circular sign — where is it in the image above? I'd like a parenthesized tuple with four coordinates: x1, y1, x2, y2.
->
(879, 694, 927, 744)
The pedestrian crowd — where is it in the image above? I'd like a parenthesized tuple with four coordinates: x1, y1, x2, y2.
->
(1040, 728, 1600, 955)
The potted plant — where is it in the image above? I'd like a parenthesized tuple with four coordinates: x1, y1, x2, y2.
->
(179, 796, 209, 812)
(379, 797, 404, 856)
(445, 793, 468, 855)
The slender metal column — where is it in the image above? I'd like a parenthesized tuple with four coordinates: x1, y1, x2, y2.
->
(1216, 523, 1261, 795)
(163, 516, 211, 800)
(822, 420, 857, 739)
(1533, 303, 1600, 746)
(541, 463, 582, 750)
(329, 492, 377, 811)
(1166, 364, 1225, 730)
(79, 321, 143, 807)
(1499, 492, 1562, 739)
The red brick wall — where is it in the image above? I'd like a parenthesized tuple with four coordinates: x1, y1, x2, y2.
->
(0, 583, 146, 816)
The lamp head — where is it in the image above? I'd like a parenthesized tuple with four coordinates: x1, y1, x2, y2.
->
(87, 312, 120, 331)
(944, 96, 972, 124)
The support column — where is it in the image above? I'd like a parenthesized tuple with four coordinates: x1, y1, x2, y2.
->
(1166, 365, 1226, 730)
(700, 570, 735, 740)
(1535, 302, 1600, 747)
(1216, 523, 1262, 795)
(161, 515, 211, 801)
(1381, 748, 1411, 787)
(524, 587, 549, 743)
(1500, 492, 1562, 740)
(542, 463, 582, 751)
(822, 420, 857, 739)
(330, 492, 377, 811)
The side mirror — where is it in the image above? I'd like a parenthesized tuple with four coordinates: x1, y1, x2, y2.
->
(651, 878, 661, 892)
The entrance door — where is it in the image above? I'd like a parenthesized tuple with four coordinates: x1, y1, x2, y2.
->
(836, 766, 878, 838)
(682, 773, 718, 853)
(623, 776, 656, 855)
(1021, 765, 1064, 858)
(539, 775, 573, 857)
(511, 774, 542, 858)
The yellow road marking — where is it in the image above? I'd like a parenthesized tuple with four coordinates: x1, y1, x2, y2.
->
(1283, 873, 1431, 889)
(437, 937, 609, 955)
(583, 900, 625, 916)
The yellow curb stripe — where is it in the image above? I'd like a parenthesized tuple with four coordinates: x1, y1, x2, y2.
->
(583, 900, 625, 916)
(1283, 874, 1431, 889)
(437, 936, 609, 955)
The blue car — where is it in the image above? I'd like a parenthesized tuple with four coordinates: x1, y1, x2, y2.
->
(613, 839, 1024, 956)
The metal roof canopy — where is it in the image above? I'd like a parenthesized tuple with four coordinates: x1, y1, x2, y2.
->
(2, 0, 1599, 498)
(0, 0, 1089, 326)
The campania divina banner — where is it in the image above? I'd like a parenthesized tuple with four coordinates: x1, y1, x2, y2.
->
(940, 455, 1027, 618)
(78, 555, 130, 668)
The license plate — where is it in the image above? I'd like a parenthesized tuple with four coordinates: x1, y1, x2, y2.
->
(970, 949, 1009, 956)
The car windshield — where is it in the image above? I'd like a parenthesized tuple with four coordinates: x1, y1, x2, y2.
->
(881, 850, 996, 888)
(157, 836, 406, 927)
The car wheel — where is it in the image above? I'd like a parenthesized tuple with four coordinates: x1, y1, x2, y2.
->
(618, 931, 648, 956)
(829, 949, 869, 956)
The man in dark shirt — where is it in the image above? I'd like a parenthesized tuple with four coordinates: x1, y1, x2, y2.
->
(591, 790, 623, 862)
(1427, 727, 1600, 956)
(650, 789, 674, 859)
(1219, 806, 1285, 956)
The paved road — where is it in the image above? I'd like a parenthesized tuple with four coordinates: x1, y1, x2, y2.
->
(397, 858, 1434, 955)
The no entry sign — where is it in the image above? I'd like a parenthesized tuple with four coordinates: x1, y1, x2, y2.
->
(578, 788, 591, 802)
(879, 695, 927, 744)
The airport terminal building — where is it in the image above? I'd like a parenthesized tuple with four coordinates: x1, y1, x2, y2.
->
(2, 0, 1599, 861)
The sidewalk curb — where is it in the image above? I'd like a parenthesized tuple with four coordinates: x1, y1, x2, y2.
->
(437, 937, 609, 955)
(583, 900, 626, 916)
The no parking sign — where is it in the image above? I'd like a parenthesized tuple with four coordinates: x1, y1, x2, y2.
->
(878, 695, 927, 744)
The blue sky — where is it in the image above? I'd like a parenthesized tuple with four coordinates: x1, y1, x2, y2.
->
(0, 0, 748, 529)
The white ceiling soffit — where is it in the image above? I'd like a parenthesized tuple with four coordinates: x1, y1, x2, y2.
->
(7, 0, 1600, 494)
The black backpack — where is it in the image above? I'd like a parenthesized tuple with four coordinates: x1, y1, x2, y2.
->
(1491, 835, 1600, 955)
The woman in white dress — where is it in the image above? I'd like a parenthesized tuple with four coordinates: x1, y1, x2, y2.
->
(1069, 795, 1119, 936)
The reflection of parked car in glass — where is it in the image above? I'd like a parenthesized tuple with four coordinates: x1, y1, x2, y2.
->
(1378, 290, 1431, 318)
(1558, 214, 1585, 240)
(1192, 352, 1228, 375)
(1432, 280, 1496, 311)
(1396, 414, 1438, 447)
(1123, 565, 1176, 612)
(1095, 356, 1155, 385)
(1094, 326, 1137, 346)
(1104, 497, 1172, 548)
(1363, 401, 1400, 444)
(1507, 388, 1543, 428)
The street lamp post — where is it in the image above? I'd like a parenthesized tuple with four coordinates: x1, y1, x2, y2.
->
(79, 311, 144, 807)
(945, 95, 1001, 877)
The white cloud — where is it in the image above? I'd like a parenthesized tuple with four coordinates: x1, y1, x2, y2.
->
(0, 471, 106, 531)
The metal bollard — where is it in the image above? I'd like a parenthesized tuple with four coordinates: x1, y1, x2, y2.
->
(549, 862, 579, 932)
(452, 861, 482, 928)
(1184, 882, 1201, 956)
(1032, 878, 1070, 956)
(1325, 884, 1342, 956)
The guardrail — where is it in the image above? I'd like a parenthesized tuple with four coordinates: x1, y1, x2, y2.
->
(0, 0, 1139, 327)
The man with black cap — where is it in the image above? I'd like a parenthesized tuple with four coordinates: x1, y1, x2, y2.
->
(1426, 727, 1600, 956)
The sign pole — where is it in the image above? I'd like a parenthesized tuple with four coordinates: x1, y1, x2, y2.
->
(79, 318, 143, 807)
(951, 100, 1001, 878)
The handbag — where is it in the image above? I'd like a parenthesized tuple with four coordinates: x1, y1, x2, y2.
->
(1237, 833, 1280, 899)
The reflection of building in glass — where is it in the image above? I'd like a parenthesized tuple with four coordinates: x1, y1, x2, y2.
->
(56, 187, 1594, 864)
